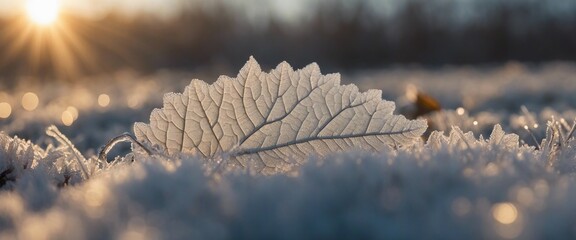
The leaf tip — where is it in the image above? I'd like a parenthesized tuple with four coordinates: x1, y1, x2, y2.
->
(247, 56, 259, 66)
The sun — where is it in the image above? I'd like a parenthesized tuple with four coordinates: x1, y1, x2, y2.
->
(26, 0, 61, 26)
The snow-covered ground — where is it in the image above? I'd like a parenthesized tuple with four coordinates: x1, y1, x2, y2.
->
(1, 61, 576, 239)
(4, 61, 575, 152)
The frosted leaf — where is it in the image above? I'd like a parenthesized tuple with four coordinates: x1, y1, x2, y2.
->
(447, 126, 477, 149)
(488, 124, 519, 149)
(0, 133, 37, 190)
(426, 124, 523, 153)
(134, 57, 427, 170)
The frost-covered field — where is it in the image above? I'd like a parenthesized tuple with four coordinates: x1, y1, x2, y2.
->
(2, 61, 576, 239)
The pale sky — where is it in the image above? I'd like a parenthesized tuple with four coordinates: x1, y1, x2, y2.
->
(0, 0, 573, 22)
(0, 0, 308, 21)
(0, 0, 189, 19)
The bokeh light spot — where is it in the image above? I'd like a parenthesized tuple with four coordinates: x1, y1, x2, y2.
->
(85, 186, 106, 207)
(127, 96, 141, 109)
(405, 84, 418, 102)
(22, 92, 39, 111)
(67, 106, 79, 120)
(61, 111, 74, 126)
(483, 162, 500, 176)
(456, 107, 465, 115)
(516, 187, 534, 206)
(492, 202, 518, 224)
(534, 180, 549, 197)
(0, 102, 12, 118)
(98, 94, 110, 107)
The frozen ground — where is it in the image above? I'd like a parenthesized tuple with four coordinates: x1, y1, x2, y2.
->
(1, 61, 576, 239)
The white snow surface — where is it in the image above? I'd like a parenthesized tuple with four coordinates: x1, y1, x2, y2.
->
(1, 62, 576, 239)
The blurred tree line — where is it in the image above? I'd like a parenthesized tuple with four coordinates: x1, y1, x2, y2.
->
(0, 0, 575, 79)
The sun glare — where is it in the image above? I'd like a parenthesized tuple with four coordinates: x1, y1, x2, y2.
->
(1, 0, 134, 80)
(26, 0, 61, 26)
